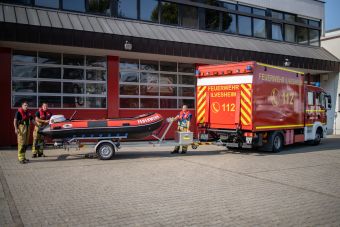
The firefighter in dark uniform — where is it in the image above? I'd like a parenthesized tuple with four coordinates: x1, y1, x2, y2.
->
(32, 102, 52, 158)
(13, 101, 36, 164)
(172, 105, 192, 154)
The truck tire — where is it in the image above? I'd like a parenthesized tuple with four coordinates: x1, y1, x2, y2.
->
(96, 142, 115, 160)
(271, 132, 283, 153)
(312, 128, 322, 146)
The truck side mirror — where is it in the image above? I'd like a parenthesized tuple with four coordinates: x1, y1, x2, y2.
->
(325, 95, 332, 110)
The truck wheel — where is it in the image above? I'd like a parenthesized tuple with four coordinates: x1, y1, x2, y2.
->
(96, 142, 115, 160)
(272, 132, 283, 153)
(312, 128, 322, 146)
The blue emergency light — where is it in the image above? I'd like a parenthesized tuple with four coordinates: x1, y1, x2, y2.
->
(195, 70, 200, 76)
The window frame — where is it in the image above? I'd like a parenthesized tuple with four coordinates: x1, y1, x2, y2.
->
(11, 50, 108, 109)
(119, 58, 195, 109)
(271, 22, 283, 41)
(253, 17, 266, 39)
(237, 14, 253, 37)
(139, 0, 160, 23)
(179, 3, 199, 29)
(309, 28, 320, 47)
(284, 24, 295, 43)
(7, 0, 322, 47)
(296, 26, 309, 45)
(160, 1, 179, 26)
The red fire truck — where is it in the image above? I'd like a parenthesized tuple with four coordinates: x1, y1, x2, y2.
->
(196, 61, 332, 152)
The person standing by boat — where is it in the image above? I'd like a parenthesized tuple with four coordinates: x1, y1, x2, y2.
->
(13, 101, 36, 164)
(171, 105, 192, 154)
(32, 102, 52, 158)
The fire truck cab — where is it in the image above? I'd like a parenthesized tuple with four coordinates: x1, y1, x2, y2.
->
(196, 61, 332, 152)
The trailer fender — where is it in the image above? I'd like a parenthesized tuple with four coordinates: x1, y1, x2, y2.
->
(95, 140, 117, 151)
(304, 122, 327, 141)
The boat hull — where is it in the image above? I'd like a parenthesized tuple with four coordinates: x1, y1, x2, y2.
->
(39, 113, 164, 139)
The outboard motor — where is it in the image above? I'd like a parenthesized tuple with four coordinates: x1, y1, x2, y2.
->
(39, 115, 67, 136)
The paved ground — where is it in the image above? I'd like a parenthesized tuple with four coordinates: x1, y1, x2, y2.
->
(0, 137, 340, 227)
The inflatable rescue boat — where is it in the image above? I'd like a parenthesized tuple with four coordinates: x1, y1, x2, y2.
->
(39, 113, 163, 139)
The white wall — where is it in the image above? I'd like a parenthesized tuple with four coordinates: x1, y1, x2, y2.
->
(320, 72, 339, 134)
(321, 31, 340, 134)
(322, 31, 340, 59)
(335, 74, 340, 135)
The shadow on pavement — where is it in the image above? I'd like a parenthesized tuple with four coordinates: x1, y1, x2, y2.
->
(23, 138, 340, 163)
(224, 138, 340, 156)
(27, 150, 226, 163)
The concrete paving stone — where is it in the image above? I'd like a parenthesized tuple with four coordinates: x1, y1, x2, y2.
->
(0, 137, 339, 226)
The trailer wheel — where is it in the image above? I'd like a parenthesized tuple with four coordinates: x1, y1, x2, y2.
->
(191, 144, 198, 149)
(96, 142, 115, 160)
(272, 132, 283, 153)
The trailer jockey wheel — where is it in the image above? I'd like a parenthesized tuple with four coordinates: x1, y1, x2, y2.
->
(271, 132, 283, 153)
(96, 142, 115, 160)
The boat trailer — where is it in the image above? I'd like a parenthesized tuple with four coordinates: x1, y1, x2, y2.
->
(52, 118, 220, 160)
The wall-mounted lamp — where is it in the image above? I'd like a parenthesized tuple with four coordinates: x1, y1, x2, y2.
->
(124, 41, 132, 51)
(284, 58, 291, 67)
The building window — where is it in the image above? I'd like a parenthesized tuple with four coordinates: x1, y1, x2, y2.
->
(253, 18, 266, 38)
(309, 29, 320, 46)
(223, 13, 236, 33)
(11, 50, 107, 109)
(309, 20, 320, 28)
(205, 9, 220, 31)
(180, 4, 198, 29)
(119, 59, 195, 109)
(6, 0, 322, 47)
(35, 0, 59, 8)
(88, 0, 111, 16)
(7, 0, 31, 5)
(201, 0, 220, 6)
(140, 0, 159, 22)
(296, 26, 308, 44)
(284, 13, 295, 23)
(284, 24, 295, 42)
(296, 17, 308, 25)
(238, 15, 252, 36)
(160, 1, 179, 25)
(271, 11, 283, 20)
(116, 0, 137, 19)
(238, 5, 251, 14)
(38, 52, 62, 64)
(12, 50, 37, 63)
(63, 0, 85, 12)
(221, 2, 236, 10)
(178, 63, 195, 73)
(272, 23, 283, 41)
(253, 8, 266, 16)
